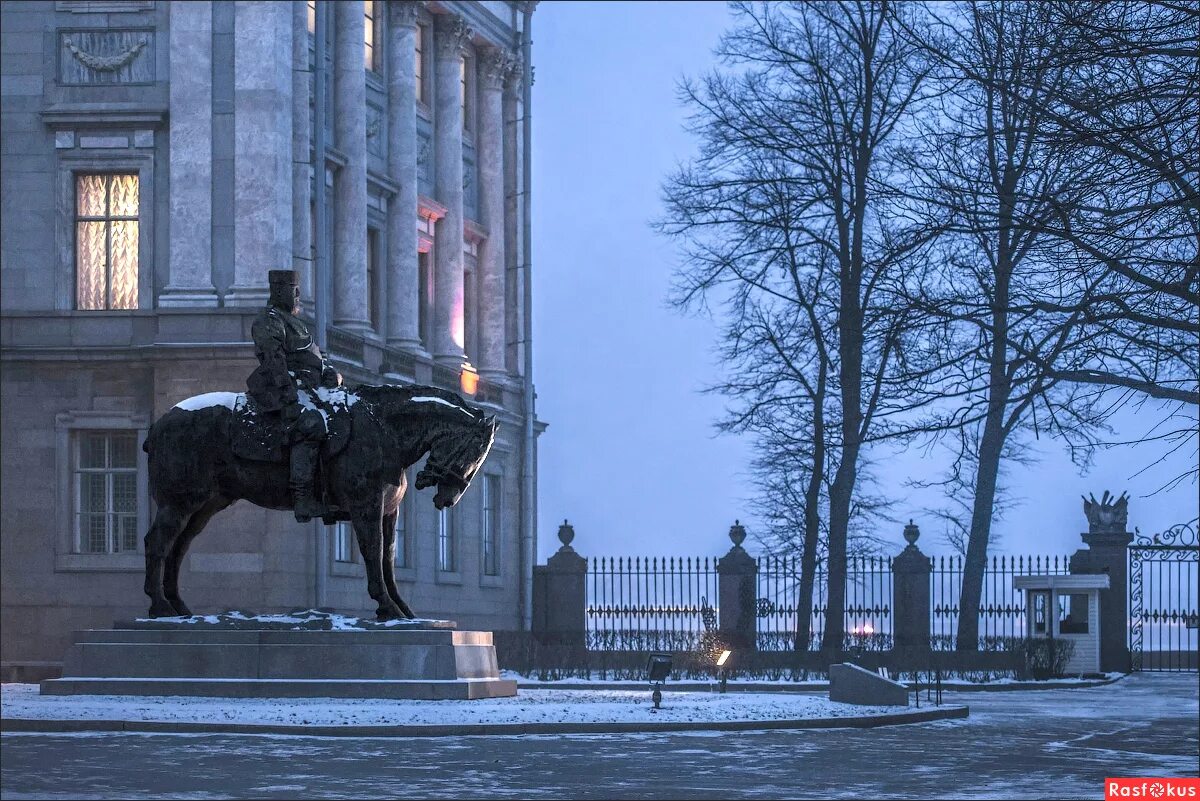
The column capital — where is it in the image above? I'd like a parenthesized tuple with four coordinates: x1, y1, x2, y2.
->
(389, 0, 425, 29)
(434, 13, 473, 56)
(505, 53, 524, 89)
(480, 46, 515, 91)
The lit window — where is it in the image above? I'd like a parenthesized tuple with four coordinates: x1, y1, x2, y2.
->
(418, 249, 433, 349)
(415, 23, 426, 104)
(438, 508, 455, 572)
(334, 521, 357, 563)
(367, 228, 380, 331)
(75, 173, 139, 310)
(75, 431, 139, 554)
(482, 474, 501, 576)
(307, 0, 316, 34)
(364, 0, 382, 73)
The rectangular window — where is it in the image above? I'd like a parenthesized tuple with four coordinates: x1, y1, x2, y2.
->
(415, 23, 427, 105)
(438, 508, 455, 572)
(75, 173, 139, 310)
(460, 55, 473, 132)
(463, 264, 475, 362)
(1059, 593, 1090, 634)
(334, 521, 357, 563)
(307, 0, 316, 34)
(418, 249, 433, 349)
(482, 474, 500, 576)
(74, 431, 139, 554)
(394, 489, 410, 568)
(364, 0, 382, 73)
(367, 228, 381, 332)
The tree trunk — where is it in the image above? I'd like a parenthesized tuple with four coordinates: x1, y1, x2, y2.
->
(795, 373, 826, 651)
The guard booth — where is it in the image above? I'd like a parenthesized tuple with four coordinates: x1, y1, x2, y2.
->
(1014, 574, 1110, 675)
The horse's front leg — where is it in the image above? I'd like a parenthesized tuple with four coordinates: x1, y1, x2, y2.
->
(351, 507, 404, 620)
(381, 510, 415, 619)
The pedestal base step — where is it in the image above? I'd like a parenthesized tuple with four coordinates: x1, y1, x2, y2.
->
(40, 677, 517, 700)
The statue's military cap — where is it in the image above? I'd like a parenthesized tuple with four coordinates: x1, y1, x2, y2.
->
(268, 270, 298, 287)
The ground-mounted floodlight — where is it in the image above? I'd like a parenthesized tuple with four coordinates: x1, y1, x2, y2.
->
(646, 652, 672, 710)
(716, 649, 732, 694)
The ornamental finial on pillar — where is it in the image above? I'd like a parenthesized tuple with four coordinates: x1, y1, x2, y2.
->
(728, 519, 746, 547)
(557, 519, 575, 548)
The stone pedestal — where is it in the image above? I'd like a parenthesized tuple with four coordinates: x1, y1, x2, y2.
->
(40, 614, 516, 700)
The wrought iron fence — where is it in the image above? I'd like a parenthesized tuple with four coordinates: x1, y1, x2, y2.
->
(585, 550, 1072, 652)
(930, 554, 1072, 650)
(586, 557, 718, 650)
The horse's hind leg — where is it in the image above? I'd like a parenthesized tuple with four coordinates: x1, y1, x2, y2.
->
(144, 505, 192, 618)
(164, 497, 231, 616)
(380, 511, 415, 619)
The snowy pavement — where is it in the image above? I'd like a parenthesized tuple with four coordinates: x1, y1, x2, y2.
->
(2, 674, 1196, 799)
(1, 685, 911, 729)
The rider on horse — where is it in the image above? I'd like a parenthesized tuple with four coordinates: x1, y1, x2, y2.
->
(247, 270, 343, 523)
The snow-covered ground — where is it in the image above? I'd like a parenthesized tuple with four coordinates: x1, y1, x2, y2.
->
(1, 684, 910, 728)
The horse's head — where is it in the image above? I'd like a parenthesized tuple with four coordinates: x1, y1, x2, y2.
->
(414, 413, 497, 510)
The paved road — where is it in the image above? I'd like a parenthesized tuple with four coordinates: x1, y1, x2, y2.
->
(2, 674, 1196, 799)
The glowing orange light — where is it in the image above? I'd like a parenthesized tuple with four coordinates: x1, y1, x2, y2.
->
(459, 367, 479, 396)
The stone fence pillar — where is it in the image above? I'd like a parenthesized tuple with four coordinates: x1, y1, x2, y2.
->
(1070, 491, 1133, 672)
(718, 521, 758, 651)
(892, 520, 932, 653)
(532, 520, 587, 647)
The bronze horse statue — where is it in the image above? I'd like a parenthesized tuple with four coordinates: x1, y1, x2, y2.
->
(141, 384, 496, 620)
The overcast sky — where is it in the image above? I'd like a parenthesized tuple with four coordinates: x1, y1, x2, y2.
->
(528, 1, 1199, 562)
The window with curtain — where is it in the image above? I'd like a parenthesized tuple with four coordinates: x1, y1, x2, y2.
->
(75, 173, 139, 310)
(482, 474, 501, 576)
(438, 508, 455, 572)
(75, 431, 139, 554)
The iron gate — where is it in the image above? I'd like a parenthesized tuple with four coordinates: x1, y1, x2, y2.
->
(1129, 521, 1199, 672)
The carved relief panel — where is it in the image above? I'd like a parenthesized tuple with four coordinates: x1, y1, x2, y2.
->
(58, 29, 155, 85)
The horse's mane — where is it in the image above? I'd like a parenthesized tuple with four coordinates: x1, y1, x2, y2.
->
(353, 382, 487, 424)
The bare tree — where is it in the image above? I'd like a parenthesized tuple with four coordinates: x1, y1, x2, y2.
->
(659, 0, 934, 651)
(890, 0, 1124, 650)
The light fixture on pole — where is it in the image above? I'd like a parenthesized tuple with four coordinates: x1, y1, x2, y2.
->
(716, 649, 732, 694)
(646, 652, 672, 711)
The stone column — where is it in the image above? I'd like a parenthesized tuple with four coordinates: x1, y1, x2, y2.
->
(386, 2, 424, 350)
(532, 521, 588, 647)
(332, 0, 370, 332)
(502, 55, 522, 376)
(162, 0, 218, 307)
(717, 521, 758, 651)
(892, 521, 932, 653)
(432, 13, 472, 365)
(291, 1, 313, 303)
(228, 1, 292, 306)
(1070, 491, 1134, 673)
(476, 46, 512, 381)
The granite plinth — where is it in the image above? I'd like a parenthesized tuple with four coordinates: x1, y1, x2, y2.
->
(40, 612, 516, 700)
(829, 663, 909, 706)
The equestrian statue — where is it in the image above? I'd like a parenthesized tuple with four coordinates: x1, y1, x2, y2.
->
(141, 270, 496, 620)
